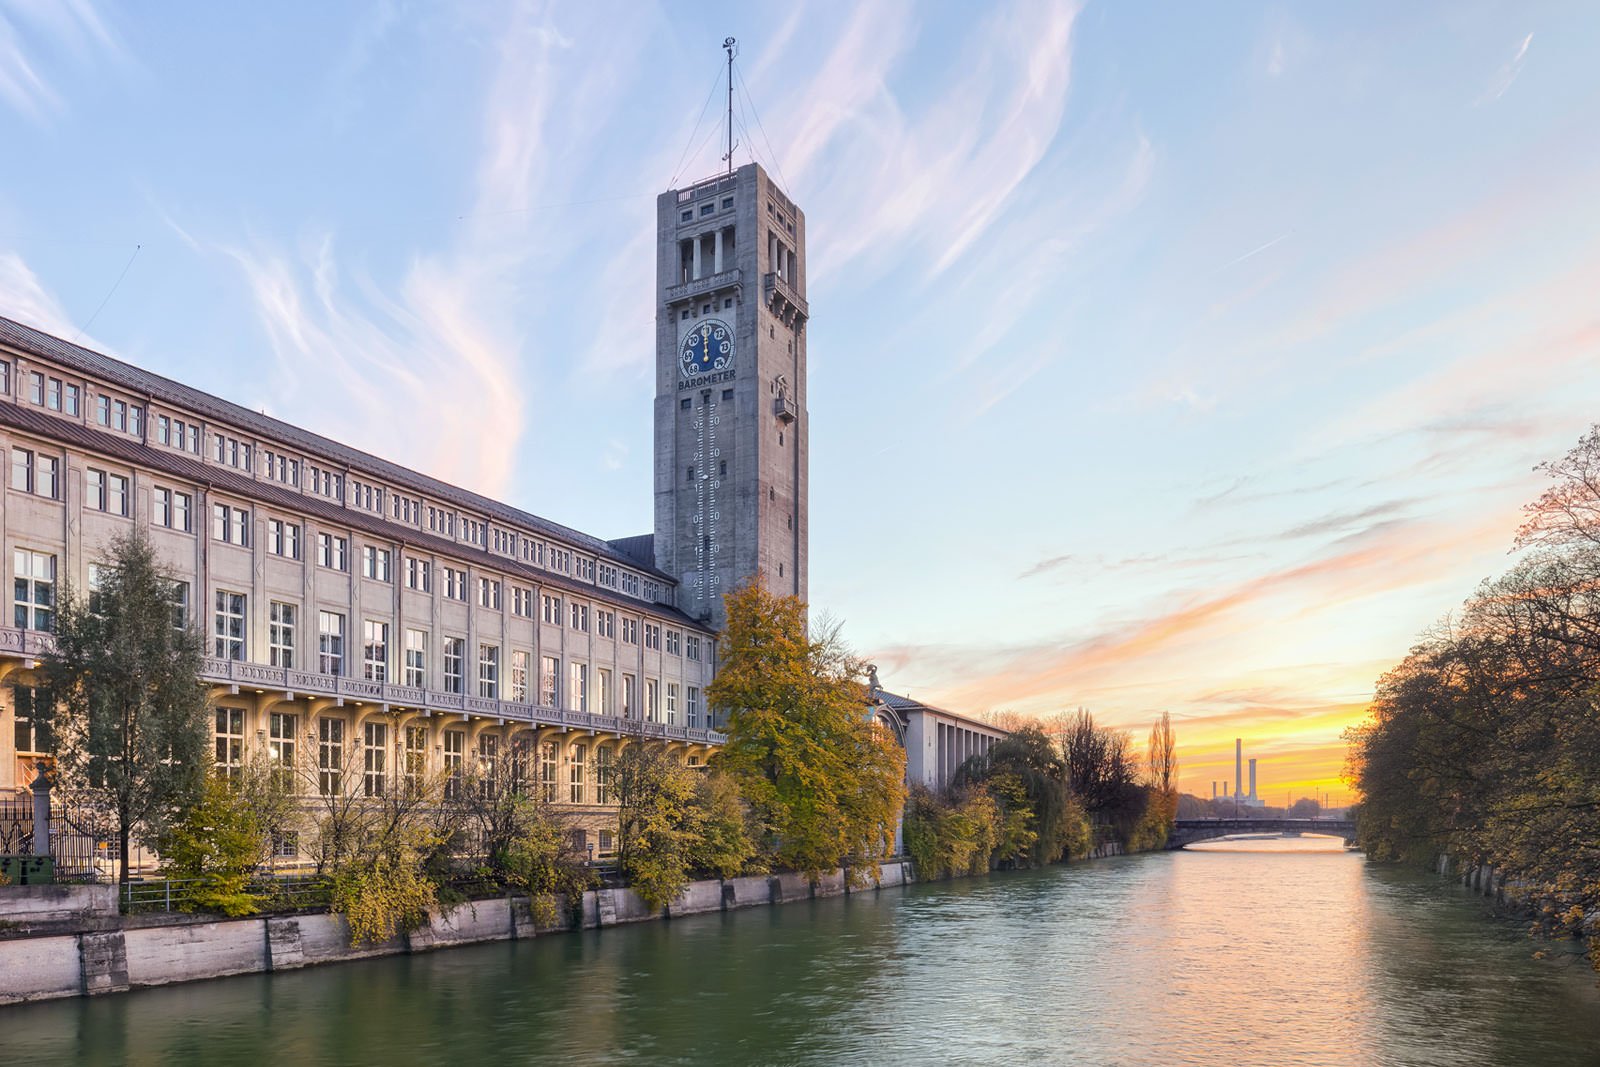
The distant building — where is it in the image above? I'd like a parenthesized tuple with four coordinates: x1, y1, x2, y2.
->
(867, 667, 1008, 790)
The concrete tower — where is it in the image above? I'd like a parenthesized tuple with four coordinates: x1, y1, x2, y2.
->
(653, 162, 808, 631)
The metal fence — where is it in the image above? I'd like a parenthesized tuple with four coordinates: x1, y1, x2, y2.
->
(0, 796, 104, 881)
(120, 873, 332, 915)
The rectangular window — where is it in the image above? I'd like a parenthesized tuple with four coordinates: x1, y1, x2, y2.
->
(214, 590, 245, 659)
(570, 742, 587, 804)
(269, 601, 296, 668)
(596, 747, 615, 806)
(96, 395, 110, 426)
(405, 557, 431, 592)
(318, 717, 344, 797)
(567, 662, 587, 713)
(318, 533, 348, 571)
(478, 644, 499, 699)
(442, 567, 466, 601)
(476, 734, 498, 798)
(539, 741, 557, 803)
(541, 594, 562, 625)
(510, 650, 529, 703)
(443, 637, 465, 694)
(511, 587, 532, 617)
(363, 721, 387, 797)
(215, 707, 245, 780)
(404, 628, 427, 688)
(404, 725, 427, 796)
(86, 468, 104, 511)
(212, 504, 248, 546)
(666, 682, 679, 725)
(363, 620, 389, 682)
(478, 577, 501, 609)
(443, 729, 465, 800)
(644, 624, 662, 651)
(622, 618, 638, 644)
(64, 384, 80, 416)
(362, 546, 392, 582)
(154, 488, 193, 532)
(596, 610, 615, 639)
(9, 448, 57, 498)
(645, 678, 659, 722)
(168, 580, 190, 631)
(269, 712, 297, 792)
(597, 668, 612, 716)
(666, 630, 681, 656)
(267, 519, 300, 559)
(687, 635, 701, 662)
(569, 603, 589, 632)
(622, 674, 636, 720)
(688, 686, 700, 728)
(27, 371, 43, 405)
(319, 611, 345, 675)
(539, 655, 558, 706)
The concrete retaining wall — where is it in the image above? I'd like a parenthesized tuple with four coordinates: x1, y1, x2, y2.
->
(0, 859, 925, 1006)
(0, 883, 117, 935)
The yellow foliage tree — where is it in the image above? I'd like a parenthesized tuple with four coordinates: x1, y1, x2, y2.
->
(709, 584, 906, 885)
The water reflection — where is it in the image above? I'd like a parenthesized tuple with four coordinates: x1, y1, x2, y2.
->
(5, 840, 1598, 1065)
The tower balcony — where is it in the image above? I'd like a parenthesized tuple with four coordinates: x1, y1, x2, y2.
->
(773, 394, 797, 423)
(665, 268, 742, 308)
(763, 271, 808, 328)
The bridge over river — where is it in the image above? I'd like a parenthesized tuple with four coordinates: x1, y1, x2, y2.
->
(1170, 817, 1357, 849)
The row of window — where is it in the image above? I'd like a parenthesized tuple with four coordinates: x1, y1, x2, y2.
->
(222, 708, 656, 805)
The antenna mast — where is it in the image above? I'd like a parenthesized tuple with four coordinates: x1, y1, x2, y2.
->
(723, 37, 738, 177)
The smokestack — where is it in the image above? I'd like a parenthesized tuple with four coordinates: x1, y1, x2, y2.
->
(1211, 781, 1217, 799)
(1235, 738, 1243, 803)
(1249, 759, 1257, 802)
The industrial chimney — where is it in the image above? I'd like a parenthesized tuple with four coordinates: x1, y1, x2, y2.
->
(1248, 758, 1258, 803)
(1235, 739, 1243, 803)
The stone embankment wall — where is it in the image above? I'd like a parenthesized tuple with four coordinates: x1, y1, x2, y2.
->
(0, 861, 915, 1006)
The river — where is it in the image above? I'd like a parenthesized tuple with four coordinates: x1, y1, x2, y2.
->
(7, 838, 1599, 1066)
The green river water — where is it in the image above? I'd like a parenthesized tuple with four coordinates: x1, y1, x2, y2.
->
(5, 838, 1599, 1066)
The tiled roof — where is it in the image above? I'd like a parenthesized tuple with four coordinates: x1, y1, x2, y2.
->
(0, 399, 714, 633)
(606, 533, 656, 568)
(0, 314, 675, 582)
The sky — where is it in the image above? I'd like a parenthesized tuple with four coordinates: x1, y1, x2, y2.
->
(3, 1, 1599, 803)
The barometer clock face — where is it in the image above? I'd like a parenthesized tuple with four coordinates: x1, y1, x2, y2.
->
(680, 319, 735, 378)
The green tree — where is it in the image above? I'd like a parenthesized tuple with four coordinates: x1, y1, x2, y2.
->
(156, 770, 271, 916)
(615, 741, 700, 909)
(954, 725, 1088, 865)
(37, 531, 210, 886)
(709, 585, 907, 884)
(686, 769, 760, 879)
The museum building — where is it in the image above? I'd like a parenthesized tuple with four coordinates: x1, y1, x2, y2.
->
(0, 161, 810, 863)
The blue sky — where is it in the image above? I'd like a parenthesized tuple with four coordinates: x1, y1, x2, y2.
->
(4, 1, 1599, 796)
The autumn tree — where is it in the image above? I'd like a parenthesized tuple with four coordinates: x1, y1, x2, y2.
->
(709, 584, 906, 884)
(953, 725, 1088, 866)
(37, 531, 211, 885)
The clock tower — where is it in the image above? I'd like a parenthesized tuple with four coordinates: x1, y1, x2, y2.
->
(653, 162, 808, 631)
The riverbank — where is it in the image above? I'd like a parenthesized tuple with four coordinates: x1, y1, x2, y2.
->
(0, 836, 1137, 1007)
(0, 862, 913, 1005)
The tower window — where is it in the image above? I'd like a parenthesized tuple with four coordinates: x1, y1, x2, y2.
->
(680, 210, 692, 222)
(769, 487, 775, 502)
(686, 466, 695, 483)
(681, 309, 690, 321)
(779, 433, 784, 447)
(681, 398, 691, 410)
(700, 203, 714, 216)
(702, 303, 711, 314)
(788, 514, 793, 530)
(719, 460, 727, 477)
(779, 564, 784, 577)
(721, 197, 733, 209)
(722, 388, 733, 401)
(724, 298, 733, 309)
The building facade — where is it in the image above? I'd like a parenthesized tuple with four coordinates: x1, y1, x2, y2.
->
(0, 161, 817, 864)
(867, 669, 1008, 790)
(653, 162, 808, 632)
(0, 313, 723, 858)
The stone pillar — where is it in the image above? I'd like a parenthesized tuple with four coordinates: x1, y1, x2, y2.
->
(692, 235, 703, 280)
(713, 228, 723, 273)
(30, 767, 50, 857)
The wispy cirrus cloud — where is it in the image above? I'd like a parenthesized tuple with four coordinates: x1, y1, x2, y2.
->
(1482, 32, 1533, 103)
(208, 5, 647, 497)
(0, 0, 120, 121)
